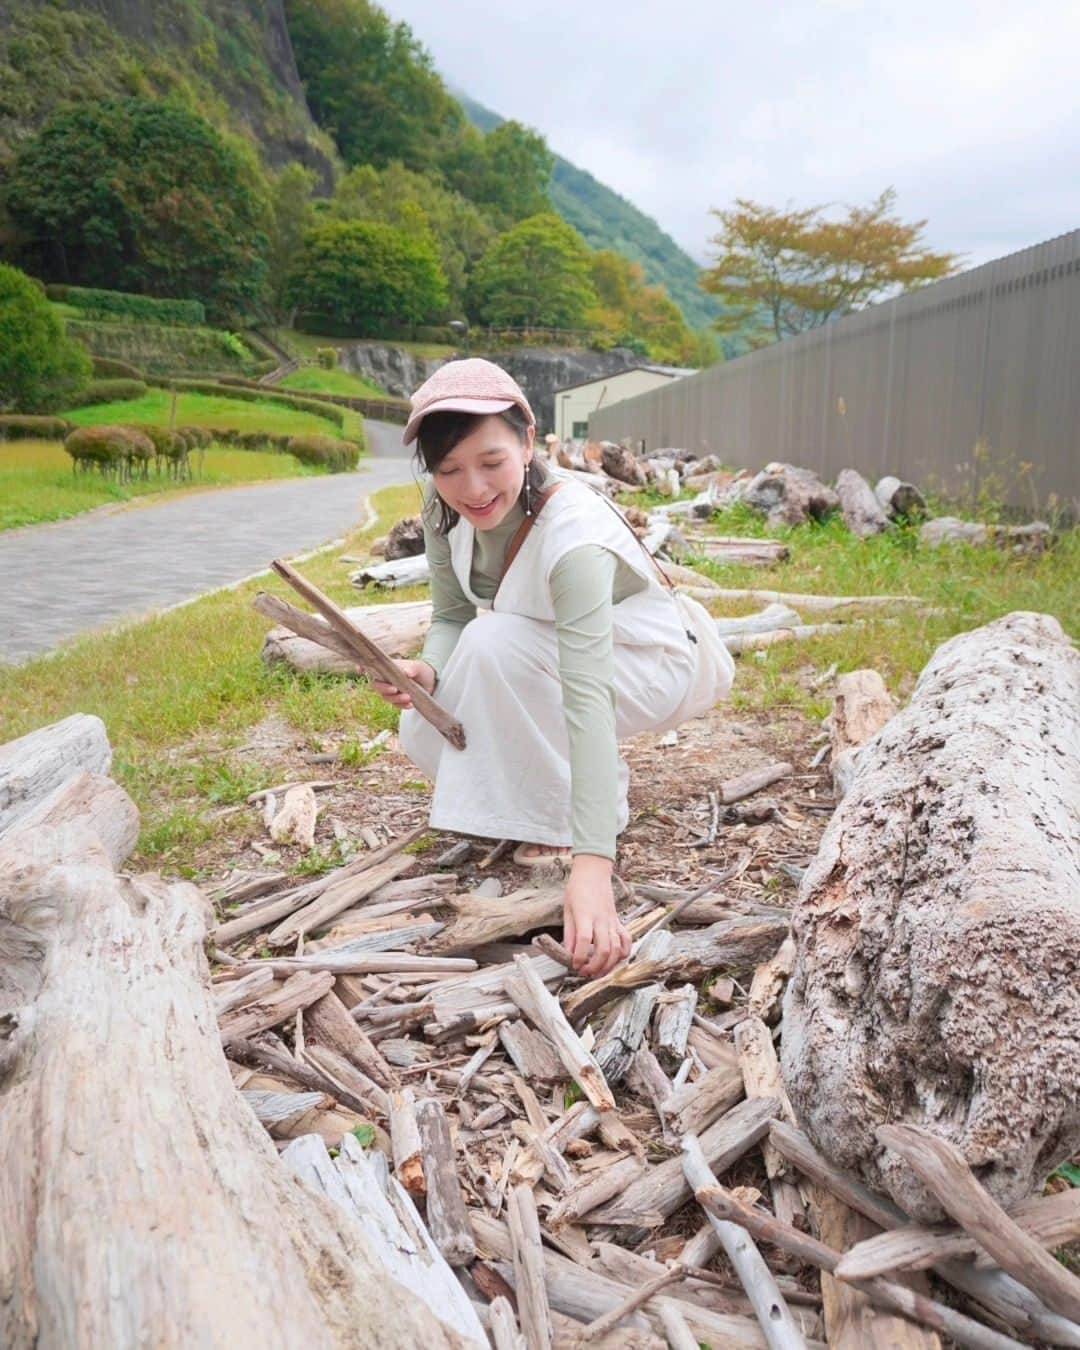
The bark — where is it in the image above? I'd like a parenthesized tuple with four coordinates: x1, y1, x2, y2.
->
(782, 612, 1080, 1221)
(10, 768, 139, 868)
(0, 825, 471, 1349)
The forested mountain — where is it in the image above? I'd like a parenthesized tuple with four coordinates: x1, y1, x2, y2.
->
(454, 92, 720, 332)
(0, 0, 719, 351)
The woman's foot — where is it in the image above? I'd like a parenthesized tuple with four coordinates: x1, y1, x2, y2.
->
(513, 842, 572, 868)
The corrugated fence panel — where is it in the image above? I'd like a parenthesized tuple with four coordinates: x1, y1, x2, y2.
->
(590, 229, 1080, 509)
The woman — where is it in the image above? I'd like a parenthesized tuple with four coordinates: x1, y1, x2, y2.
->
(372, 359, 734, 977)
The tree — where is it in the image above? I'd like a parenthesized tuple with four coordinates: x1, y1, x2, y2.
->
(3, 99, 270, 320)
(328, 162, 493, 310)
(267, 164, 317, 319)
(445, 121, 553, 230)
(702, 188, 961, 346)
(466, 213, 597, 329)
(588, 249, 715, 366)
(286, 0, 465, 173)
(286, 219, 448, 332)
(0, 264, 91, 412)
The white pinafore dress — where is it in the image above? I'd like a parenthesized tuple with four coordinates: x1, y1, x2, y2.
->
(398, 477, 735, 848)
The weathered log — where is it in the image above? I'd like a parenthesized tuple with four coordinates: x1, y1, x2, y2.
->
(0, 825, 472, 1349)
(0, 713, 112, 836)
(593, 985, 661, 1085)
(654, 983, 697, 1070)
(507, 1183, 554, 1350)
(713, 604, 802, 636)
(257, 594, 433, 675)
(218, 969, 335, 1044)
(284, 1133, 486, 1346)
(659, 1065, 744, 1138)
(416, 1097, 476, 1266)
(719, 761, 792, 805)
(783, 612, 1080, 1221)
(11, 768, 139, 868)
(742, 463, 840, 527)
(920, 517, 1052, 552)
(268, 854, 418, 947)
(425, 886, 563, 955)
(829, 669, 896, 798)
(724, 622, 853, 654)
(734, 1016, 803, 1227)
(351, 553, 431, 588)
(835, 468, 890, 537)
(302, 989, 398, 1089)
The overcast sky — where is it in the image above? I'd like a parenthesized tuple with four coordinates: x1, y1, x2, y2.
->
(386, 0, 1080, 274)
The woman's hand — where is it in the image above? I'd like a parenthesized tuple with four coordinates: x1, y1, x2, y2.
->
(563, 854, 632, 977)
(370, 659, 436, 710)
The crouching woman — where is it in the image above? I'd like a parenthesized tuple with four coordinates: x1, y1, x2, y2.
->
(372, 359, 734, 977)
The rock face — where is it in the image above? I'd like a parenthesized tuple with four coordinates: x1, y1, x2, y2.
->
(338, 345, 444, 400)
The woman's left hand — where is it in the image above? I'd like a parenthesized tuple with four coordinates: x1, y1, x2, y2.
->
(563, 855, 632, 977)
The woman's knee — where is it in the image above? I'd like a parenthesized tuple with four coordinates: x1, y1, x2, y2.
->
(452, 613, 557, 677)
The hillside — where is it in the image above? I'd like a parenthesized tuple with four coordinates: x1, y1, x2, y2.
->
(0, 0, 336, 184)
(454, 91, 721, 332)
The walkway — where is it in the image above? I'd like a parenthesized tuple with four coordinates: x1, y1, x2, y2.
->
(0, 420, 415, 665)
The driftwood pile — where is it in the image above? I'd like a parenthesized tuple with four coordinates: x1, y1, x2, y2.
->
(4, 605, 1080, 1349)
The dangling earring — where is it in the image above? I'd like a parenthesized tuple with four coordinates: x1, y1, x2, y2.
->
(524, 467, 533, 516)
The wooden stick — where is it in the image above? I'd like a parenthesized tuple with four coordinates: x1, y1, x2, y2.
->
(719, 762, 793, 805)
(546, 1154, 646, 1231)
(416, 1097, 476, 1266)
(504, 954, 616, 1113)
(877, 1123, 1080, 1323)
(575, 1267, 685, 1343)
(654, 983, 697, 1069)
(218, 970, 334, 1045)
(507, 1184, 553, 1350)
(488, 1295, 524, 1350)
(695, 1183, 1026, 1350)
(734, 1016, 803, 1227)
(271, 557, 466, 749)
(682, 1135, 808, 1350)
(836, 1189, 1080, 1280)
(656, 1300, 701, 1350)
(389, 1086, 425, 1196)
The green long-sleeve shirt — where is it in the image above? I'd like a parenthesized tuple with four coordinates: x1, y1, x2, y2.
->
(420, 485, 645, 859)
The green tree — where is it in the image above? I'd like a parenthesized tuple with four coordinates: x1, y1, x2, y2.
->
(286, 0, 464, 172)
(467, 213, 597, 329)
(587, 249, 714, 366)
(0, 263, 91, 412)
(3, 98, 270, 320)
(328, 162, 493, 309)
(267, 163, 317, 319)
(702, 188, 961, 347)
(287, 219, 448, 331)
(445, 121, 553, 230)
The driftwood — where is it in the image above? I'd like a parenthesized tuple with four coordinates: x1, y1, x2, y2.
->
(0, 712, 112, 835)
(507, 1184, 554, 1350)
(734, 1016, 803, 1227)
(593, 985, 661, 1084)
(828, 669, 896, 797)
(742, 463, 840, 527)
(351, 553, 431, 588)
(875, 476, 927, 520)
(682, 1135, 808, 1350)
(719, 761, 792, 805)
(654, 983, 697, 1069)
(713, 603, 802, 636)
(659, 1064, 744, 1138)
(783, 611, 1080, 1221)
(835, 468, 890, 537)
(257, 594, 433, 675)
(11, 768, 139, 868)
(684, 585, 922, 613)
(0, 825, 470, 1349)
(417, 1097, 476, 1266)
(426, 886, 563, 955)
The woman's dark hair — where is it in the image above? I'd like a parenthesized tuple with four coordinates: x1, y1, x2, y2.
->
(415, 405, 545, 535)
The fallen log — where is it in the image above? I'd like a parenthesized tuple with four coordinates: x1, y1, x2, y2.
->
(835, 468, 890, 538)
(0, 825, 472, 1348)
(782, 611, 1080, 1221)
(257, 594, 432, 675)
(875, 476, 927, 520)
(0, 712, 112, 835)
(11, 768, 139, 868)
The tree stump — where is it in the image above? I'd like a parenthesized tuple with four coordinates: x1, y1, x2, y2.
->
(782, 612, 1080, 1221)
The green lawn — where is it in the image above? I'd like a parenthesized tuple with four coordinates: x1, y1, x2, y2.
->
(0, 439, 319, 532)
(63, 388, 346, 439)
(270, 326, 456, 363)
(280, 366, 388, 399)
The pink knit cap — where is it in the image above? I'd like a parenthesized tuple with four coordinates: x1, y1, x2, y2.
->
(403, 358, 536, 446)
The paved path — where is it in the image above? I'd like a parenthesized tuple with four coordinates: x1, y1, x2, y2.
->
(0, 420, 415, 665)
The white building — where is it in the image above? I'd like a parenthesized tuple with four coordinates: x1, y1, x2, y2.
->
(553, 365, 695, 441)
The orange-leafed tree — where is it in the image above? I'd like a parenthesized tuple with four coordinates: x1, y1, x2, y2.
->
(702, 188, 961, 347)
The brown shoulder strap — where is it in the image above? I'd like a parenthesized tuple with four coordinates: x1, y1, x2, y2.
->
(497, 483, 563, 585)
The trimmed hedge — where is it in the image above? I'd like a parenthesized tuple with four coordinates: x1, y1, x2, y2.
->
(91, 355, 144, 380)
(149, 378, 348, 431)
(66, 377, 148, 408)
(0, 414, 71, 441)
(288, 434, 358, 473)
(48, 284, 205, 326)
(317, 347, 338, 369)
(64, 424, 154, 476)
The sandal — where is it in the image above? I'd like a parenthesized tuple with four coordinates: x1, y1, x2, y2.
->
(512, 842, 572, 869)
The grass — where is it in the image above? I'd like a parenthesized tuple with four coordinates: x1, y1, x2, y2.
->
(271, 327, 456, 363)
(0, 439, 319, 531)
(0, 484, 424, 875)
(689, 500, 1079, 717)
(280, 366, 388, 399)
(63, 388, 346, 439)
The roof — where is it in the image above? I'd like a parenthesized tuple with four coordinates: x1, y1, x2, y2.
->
(553, 364, 696, 396)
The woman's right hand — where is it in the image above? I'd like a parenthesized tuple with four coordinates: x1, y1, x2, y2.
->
(370, 659, 436, 710)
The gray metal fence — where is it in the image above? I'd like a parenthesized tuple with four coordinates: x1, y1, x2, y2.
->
(589, 229, 1080, 511)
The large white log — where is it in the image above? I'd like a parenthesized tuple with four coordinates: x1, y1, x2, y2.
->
(0, 825, 472, 1349)
(12, 769, 140, 868)
(0, 713, 112, 835)
(261, 599, 433, 675)
(782, 612, 1080, 1221)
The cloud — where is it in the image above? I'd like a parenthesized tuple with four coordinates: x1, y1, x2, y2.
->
(385, 0, 1080, 269)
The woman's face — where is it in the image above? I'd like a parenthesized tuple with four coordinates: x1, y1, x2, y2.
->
(431, 415, 534, 531)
